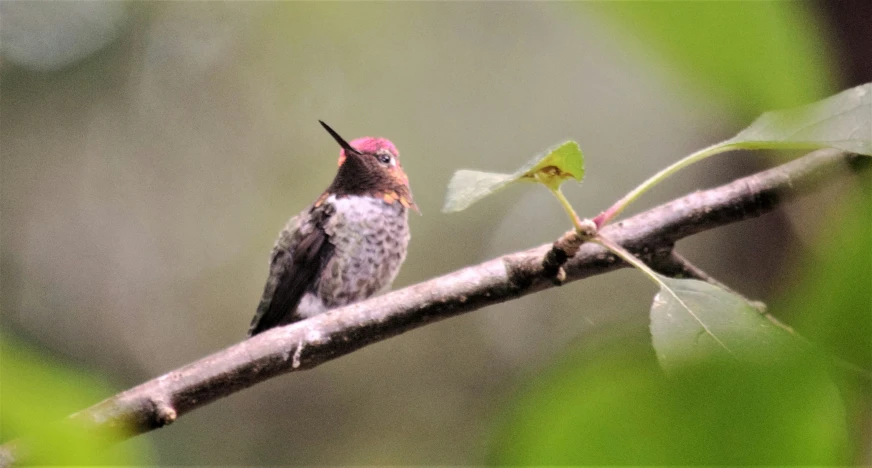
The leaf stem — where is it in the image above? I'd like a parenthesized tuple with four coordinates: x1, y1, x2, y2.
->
(591, 235, 664, 289)
(595, 143, 740, 227)
(544, 182, 583, 231)
(594, 235, 737, 357)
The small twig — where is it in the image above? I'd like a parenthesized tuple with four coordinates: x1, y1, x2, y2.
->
(659, 252, 769, 312)
(659, 251, 798, 333)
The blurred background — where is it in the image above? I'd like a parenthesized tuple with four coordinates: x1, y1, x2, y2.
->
(1, 1, 869, 464)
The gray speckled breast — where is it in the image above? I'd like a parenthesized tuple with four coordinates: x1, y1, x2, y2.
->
(297, 194, 409, 318)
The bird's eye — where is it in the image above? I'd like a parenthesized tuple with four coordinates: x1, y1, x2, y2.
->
(377, 154, 392, 165)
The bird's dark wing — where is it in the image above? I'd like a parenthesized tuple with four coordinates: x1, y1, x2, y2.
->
(248, 204, 335, 336)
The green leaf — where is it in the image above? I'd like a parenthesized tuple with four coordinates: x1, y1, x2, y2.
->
(773, 180, 872, 369)
(597, 83, 872, 227)
(515, 140, 585, 190)
(441, 170, 515, 213)
(725, 83, 872, 155)
(442, 141, 584, 212)
(650, 276, 801, 371)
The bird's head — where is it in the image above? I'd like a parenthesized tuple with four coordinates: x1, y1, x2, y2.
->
(319, 121, 418, 213)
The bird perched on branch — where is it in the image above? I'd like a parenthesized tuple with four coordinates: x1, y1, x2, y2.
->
(248, 121, 416, 336)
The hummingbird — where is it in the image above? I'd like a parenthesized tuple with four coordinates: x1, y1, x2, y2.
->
(248, 121, 416, 336)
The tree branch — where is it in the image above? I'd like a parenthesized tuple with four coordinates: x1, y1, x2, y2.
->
(2, 148, 867, 462)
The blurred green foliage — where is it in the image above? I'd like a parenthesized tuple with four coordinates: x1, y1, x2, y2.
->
(489, 331, 849, 465)
(772, 178, 871, 462)
(776, 177, 872, 370)
(0, 334, 150, 464)
(591, 1, 834, 117)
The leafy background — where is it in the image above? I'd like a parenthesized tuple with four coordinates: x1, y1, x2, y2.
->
(1, 1, 869, 464)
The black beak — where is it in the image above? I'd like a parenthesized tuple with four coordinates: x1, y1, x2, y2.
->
(319, 120, 360, 155)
